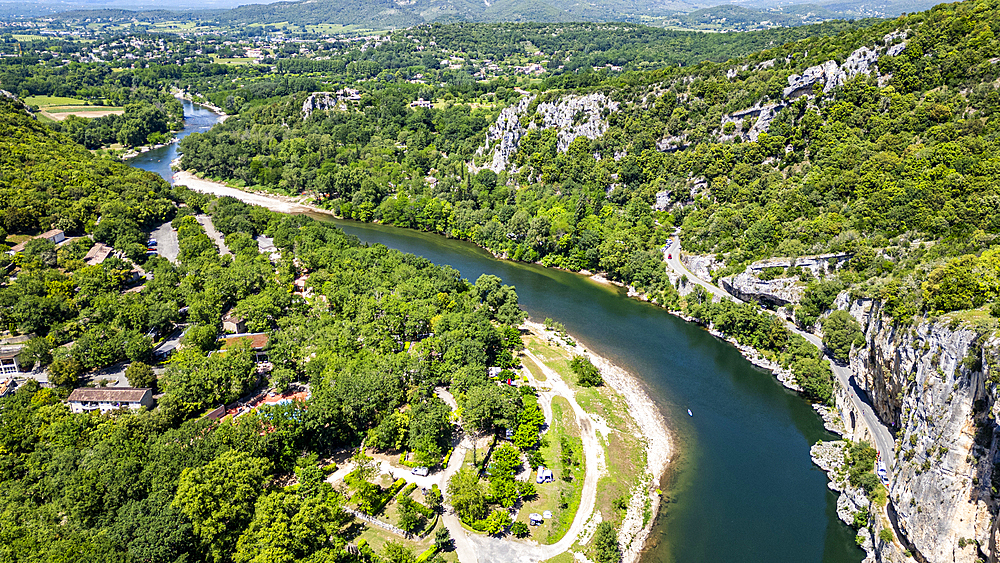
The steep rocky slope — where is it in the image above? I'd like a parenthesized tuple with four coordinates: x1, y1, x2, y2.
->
(832, 298, 1000, 562)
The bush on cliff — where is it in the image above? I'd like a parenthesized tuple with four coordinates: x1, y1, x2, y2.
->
(822, 311, 865, 363)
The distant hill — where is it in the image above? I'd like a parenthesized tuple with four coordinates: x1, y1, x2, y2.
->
(47, 0, 708, 28)
(41, 0, 942, 29)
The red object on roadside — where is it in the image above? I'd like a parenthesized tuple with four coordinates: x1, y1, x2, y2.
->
(668, 254, 672, 259)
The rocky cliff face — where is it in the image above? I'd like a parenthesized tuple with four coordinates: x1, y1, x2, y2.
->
(721, 34, 907, 141)
(837, 297, 1000, 563)
(477, 92, 619, 173)
(718, 253, 850, 306)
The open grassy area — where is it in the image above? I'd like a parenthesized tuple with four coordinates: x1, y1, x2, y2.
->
(522, 354, 547, 382)
(525, 330, 652, 532)
(515, 396, 583, 544)
(213, 56, 256, 66)
(24, 95, 90, 107)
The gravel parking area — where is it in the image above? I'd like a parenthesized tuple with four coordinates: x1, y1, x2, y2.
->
(150, 221, 179, 263)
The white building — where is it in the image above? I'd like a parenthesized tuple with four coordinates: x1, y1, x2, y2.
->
(66, 387, 154, 414)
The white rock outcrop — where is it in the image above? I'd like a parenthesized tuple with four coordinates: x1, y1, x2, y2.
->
(718, 254, 851, 306)
(477, 93, 619, 173)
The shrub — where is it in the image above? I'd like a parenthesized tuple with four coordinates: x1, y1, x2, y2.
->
(821, 310, 865, 363)
(570, 355, 603, 387)
(593, 522, 622, 563)
(510, 520, 530, 538)
(879, 528, 894, 543)
(483, 510, 512, 536)
(125, 361, 156, 389)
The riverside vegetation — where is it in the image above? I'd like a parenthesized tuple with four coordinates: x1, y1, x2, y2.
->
(0, 94, 555, 562)
(3, 0, 1000, 560)
(0, 91, 662, 563)
(171, 0, 1000, 404)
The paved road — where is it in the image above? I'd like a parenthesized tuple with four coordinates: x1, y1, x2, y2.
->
(663, 237, 740, 303)
(664, 235, 896, 467)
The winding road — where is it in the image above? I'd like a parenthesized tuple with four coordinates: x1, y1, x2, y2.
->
(664, 235, 896, 467)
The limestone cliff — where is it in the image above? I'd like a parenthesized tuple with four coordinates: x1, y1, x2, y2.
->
(476, 92, 619, 173)
(833, 297, 1000, 563)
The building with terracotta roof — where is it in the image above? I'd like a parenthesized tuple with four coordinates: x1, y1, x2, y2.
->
(219, 332, 269, 363)
(222, 309, 247, 334)
(0, 378, 17, 398)
(84, 242, 113, 266)
(66, 387, 154, 414)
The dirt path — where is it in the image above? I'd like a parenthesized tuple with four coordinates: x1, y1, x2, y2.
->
(195, 214, 230, 256)
(463, 349, 604, 563)
(440, 435, 480, 563)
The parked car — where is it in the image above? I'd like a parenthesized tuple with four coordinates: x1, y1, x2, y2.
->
(412, 466, 429, 477)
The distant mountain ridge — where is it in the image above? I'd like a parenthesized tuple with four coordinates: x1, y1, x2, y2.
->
(42, 0, 947, 27)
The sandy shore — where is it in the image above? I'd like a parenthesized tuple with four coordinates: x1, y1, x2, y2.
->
(523, 320, 672, 563)
(172, 167, 328, 216)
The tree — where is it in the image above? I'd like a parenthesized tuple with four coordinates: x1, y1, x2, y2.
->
(447, 467, 487, 524)
(792, 357, 833, 404)
(483, 509, 511, 535)
(421, 486, 442, 516)
(408, 397, 453, 460)
(593, 522, 622, 563)
(822, 310, 864, 363)
(172, 450, 271, 563)
(49, 355, 83, 386)
(234, 491, 348, 563)
(570, 355, 603, 387)
(510, 520, 530, 538)
(19, 336, 52, 369)
(434, 525, 452, 550)
(462, 384, 520, 433)
(125, 361, 156, 389)
(489, 443, 521, 478)
(396, 495, 424, 534)
(382, 541, 416, 563)
(796, 280, 843, 329)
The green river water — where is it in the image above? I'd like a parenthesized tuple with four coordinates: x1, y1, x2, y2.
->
(131, 101, 864, 563)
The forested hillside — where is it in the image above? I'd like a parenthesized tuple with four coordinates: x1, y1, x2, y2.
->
(180, 0, 1000, 324)
(0, 95, 534, 561)
(0, 94, 174, 258)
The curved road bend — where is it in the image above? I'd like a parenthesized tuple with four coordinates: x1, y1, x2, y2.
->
(664, 236, 896, 467)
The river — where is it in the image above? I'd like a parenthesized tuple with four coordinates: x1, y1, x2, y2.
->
(130, 101, 863, 563)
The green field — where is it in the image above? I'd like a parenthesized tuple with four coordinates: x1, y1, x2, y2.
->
(24, 95, 90, 107)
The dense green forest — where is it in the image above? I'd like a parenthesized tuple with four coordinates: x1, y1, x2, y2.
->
(179, 0, 1000, 325)
(0, 91, 543, 561)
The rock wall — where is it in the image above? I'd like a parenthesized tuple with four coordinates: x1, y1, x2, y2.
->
(838, 298, 1000, 563)
(720, 272, 803, 307)
(717, 254, 850, 306)
(721, 40, 905, 141)
(477, 93, 619, 173)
